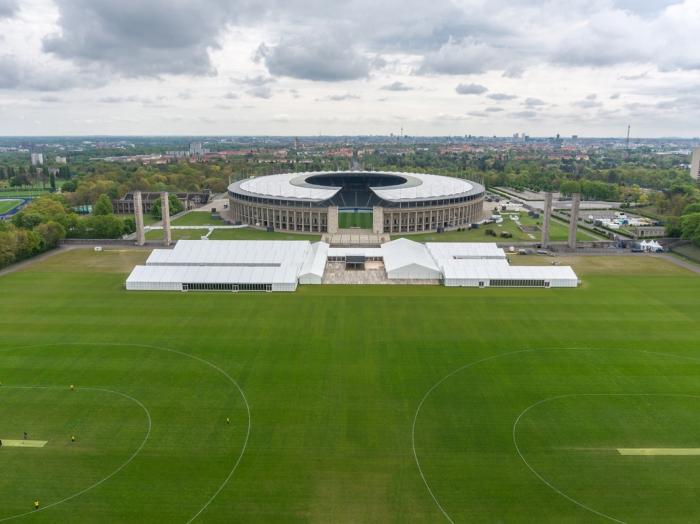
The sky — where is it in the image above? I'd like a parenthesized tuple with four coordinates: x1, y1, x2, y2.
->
(0, 0, 699, 137)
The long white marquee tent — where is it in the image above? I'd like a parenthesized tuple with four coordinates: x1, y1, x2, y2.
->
(126, 239, 579, 292)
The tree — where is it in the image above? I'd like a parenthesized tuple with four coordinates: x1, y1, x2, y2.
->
(559, 180, 581, 196)
(680, 213, 700, 246)
(13, 229, 42, 260)
(49, 172, 56, 191)
(151, 194, 183, 219)
(682, 203, 700, 215)
(35, 221, 66, 249)
(0, 226, 17, 268)
(62, 180, 77, 192)
(85, 215, 125, 238)
(13, 196, 69, 229)
(93, 194, 114, 216)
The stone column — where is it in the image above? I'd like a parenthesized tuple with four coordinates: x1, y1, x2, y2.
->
(372, 206, 384, 234)
(327, 206, 339, 234)
(134, 191, 145, 246)
(161, 192, 172, 246)
(568, 192, 581, 250)
(541, 191, 553, 248)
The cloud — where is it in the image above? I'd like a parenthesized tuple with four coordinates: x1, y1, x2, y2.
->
(419, 38, 502, 75)
(0, 0, 17, 18)
(0, 56, 85, 91)
(39, 95, 62, 103)
(509, 110, 538, 119)
(573, 95, 603, 109)
(485, 106, 504, 112)
(43, 0, 236, 76)
(236, 75, 275, 99)
(247, 86, 272, 99)
(322, 93, 360, 101)
(381, 81, 414, 91)
(502, 65, 525, 78)
(488, 93, 517, 101)
(524, 97, 546, 107)
(223, 92, 240, 100)
(255, 34, 372, 81)
(455, 83, 488, 95)
(98, 96, 129, 103)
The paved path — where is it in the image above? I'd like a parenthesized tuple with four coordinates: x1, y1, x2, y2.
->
(653, 253, 700, 275)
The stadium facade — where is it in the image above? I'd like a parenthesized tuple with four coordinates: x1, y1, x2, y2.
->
(227, 171, 485, 234)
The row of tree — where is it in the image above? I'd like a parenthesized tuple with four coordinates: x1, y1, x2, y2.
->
(0, 194, 135, 269)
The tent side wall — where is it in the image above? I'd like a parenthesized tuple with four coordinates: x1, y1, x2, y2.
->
(386, 263, 442, 280)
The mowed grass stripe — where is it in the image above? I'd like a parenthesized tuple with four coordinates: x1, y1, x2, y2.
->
(0, 250, 699, 521)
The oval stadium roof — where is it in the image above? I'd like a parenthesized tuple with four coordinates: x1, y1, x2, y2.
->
(229, 170, 481, 203)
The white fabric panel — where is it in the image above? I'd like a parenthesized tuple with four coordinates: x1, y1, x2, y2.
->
(382, 238, 441, 279)
(371, 172, 473, 201)
(299, 242, 329, 284)
(240, 173, 340, 200)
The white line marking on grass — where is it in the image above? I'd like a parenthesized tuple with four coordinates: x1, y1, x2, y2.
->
(0, 385, 151, 523)
(412, 348, 700, 523)
(0, 342, 251, 523)
(512, 393, 700, 524)
(0, 440, 48, 448)
(411, 348, 542, 523)
(617, 448, 700, 455)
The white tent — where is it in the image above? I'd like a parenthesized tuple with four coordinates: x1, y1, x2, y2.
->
(298, 242, 329, 284)
(381, 238, 441, 280)
(127, 240, 311, 292)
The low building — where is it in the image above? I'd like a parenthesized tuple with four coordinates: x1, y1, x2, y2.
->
(632, 225, 666, 238)
(125, 239, 579, 291)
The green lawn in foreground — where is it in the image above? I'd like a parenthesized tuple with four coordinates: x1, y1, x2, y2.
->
(397, 213, 600, 242)
(1, 249, 699, 522)
(0, 199, 22, 214)
(171, 211, 226, 227)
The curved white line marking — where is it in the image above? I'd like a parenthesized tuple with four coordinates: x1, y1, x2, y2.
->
(412, 348, 700, 522)
(512, 393, 700, 524)
(0, 385, 151, 522)
(0, 342, 251, 523)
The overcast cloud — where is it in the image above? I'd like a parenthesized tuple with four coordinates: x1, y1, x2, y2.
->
(0, 0, 698, 135)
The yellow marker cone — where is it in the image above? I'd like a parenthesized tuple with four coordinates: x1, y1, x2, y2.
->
(69, 385, 74, 391)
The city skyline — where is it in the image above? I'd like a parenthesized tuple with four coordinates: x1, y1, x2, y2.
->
(0, 0, 699, 137)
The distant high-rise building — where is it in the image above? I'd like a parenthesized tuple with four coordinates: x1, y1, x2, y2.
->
(189, 142, 209, 156)
(690, 147, 700, 180)
(30, 153, 44, 166)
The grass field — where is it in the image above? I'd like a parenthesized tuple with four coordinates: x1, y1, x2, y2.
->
(208, 228, 321, 241)
(338, 211, 373, 229)
(0, 198, 22, 214)
(400, 214, 601, 242)
(145, 228, 209, 241)
(171, 212, 226, 227)
(1, 249, 700, 522)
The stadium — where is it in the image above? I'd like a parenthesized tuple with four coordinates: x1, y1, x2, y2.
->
(227, 170, 485, 234)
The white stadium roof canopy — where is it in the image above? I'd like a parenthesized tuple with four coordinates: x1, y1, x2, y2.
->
(370, 172, 474, 202)
(239, 173, 340, 201)
(231, 170, 478, 203)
